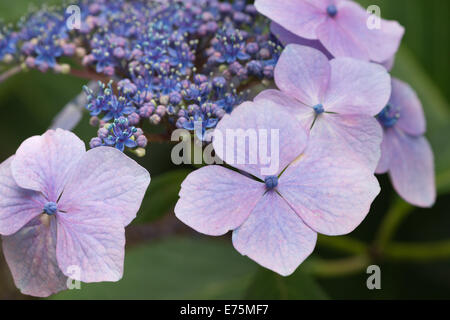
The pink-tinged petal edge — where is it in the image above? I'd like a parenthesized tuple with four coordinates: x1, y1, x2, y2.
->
(324, 57, 391, 116)
(58, 146, 151, 226)
(275, 44, 331, 107)
(0, 157, 45, 236)
(278, 135, 381, 236)
(255, 0, 326, 40)
(232, 191, 317, 276)
(56, 210, 126, 283)
(336, 0, 404, 63)
(311, 113, 383, 172)
(175, 165, 266, 236)
(386, 128, 436, 208)
(213, 99, 308, 179)
(11, 129, 86, 202)
(2, 217, 68, 297)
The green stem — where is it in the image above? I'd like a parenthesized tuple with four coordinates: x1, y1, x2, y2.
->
(384, 240, 450, 261)
(317, 235, 368, 255)
(374, 197, 414, 251)
(307, 255, 370, 278)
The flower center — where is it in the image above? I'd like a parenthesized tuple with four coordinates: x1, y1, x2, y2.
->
(313, 104, 324, 114)
(264, 175, 278, 190)
(43, 202, 58, 215)
(377, 104, 400, 128)
(327, 4, 338, 17)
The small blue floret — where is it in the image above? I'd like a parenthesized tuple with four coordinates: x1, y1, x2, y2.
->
(327, 5, 338, 17)
(43, 202, 58, 215)
(313, 104, 325, 114)
(265, 176, 279, 190)
(377, 104, 400, 128)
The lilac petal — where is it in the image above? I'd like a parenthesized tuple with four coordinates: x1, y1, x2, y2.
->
(2, 217, 68, 297)
(278, 137, 381, 236)
(387, 128, 436, 208)
(391, 78, 426, 136)
(324, 58, 391, 116)
(255, 0, 326, 40)
(311, 114, 383, 172)
(56, 210, 125, 283)
(232, 191, 317, 276)
(275, 44, 330, 106)
(11, 129, 86, 202)
(175, 166, 266, 236)
(213, 100, 308, 179)
(337, 1, 404, 63)
(375, 132, 392, 174)
(58, 146, 150, 226)
(254, 90, 315, 130)
(270, 22, 333, 59)
(0, 157, 46, 236)
(316, 18, 369, 61)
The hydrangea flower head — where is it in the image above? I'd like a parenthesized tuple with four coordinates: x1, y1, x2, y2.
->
(256, 44, 391, 171)
(175, 100, 380, 275)
(255, 0, 404, 64)
(0, 129, 150, 297)
(376, 78, 436, 207)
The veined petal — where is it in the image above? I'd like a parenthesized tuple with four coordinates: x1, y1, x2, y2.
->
(2, 217, 68, 297)
(213, 100, 308, 179)
(275, 44, 330, 106)
(324, 57, 391, 116)
(0, 157, 45, 236)
(11, 129, 86, 202)
(311, 114, 383, 172)
(175, 166, 266, 236)
(391, 78, 426, 136)
(387, 128, 436, 207)
(232, 191, 317, 276)
(58, 146, 150, 226)
(337, 0, 404, 63)
(254, 89, 315, 131)
(56, 210, 125, 283)
(278, 136, 380, 236)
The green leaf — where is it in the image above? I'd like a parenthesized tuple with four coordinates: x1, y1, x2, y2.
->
(392, 46, 450, 194)
(245, 267, 328, 300)
(50, 237, 257, 300)
(133, 169, 192, 224)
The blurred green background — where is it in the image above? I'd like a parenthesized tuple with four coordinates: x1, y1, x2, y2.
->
(0, 0, 449, 299)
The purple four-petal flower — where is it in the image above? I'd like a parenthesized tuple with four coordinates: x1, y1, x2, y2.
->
(0, 129, 150, 297)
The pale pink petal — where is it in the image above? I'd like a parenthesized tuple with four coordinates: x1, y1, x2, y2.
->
(214, 100, 308, 178)
(278, 136, 381, 235)
(311, 114, 383, 172)
(316, 18, 369, 61)
(375, 131, 392, 174)
(337, 1, 404, 63)
(254, 90, 315, 130)
(2, 217, 68, 297)
(58, 146, 150, 226)
(56, 210, 125, 283)
(255, 0, 327, 40)
(232, 191, 317, 276)
(0, 157, 46, 236)
(11, 129, 86, 201)
(387, 128, 436, 208)
(390, 78, 426, 136)
(175, 166, 265, 236)
(323, 58, 391, 116)
(270, 22, 333, 59)
(274, 44, 331, 106)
